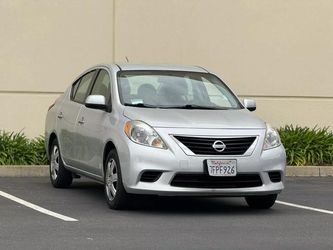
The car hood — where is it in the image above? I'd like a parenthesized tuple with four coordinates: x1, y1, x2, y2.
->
(123, 107, 266, 129)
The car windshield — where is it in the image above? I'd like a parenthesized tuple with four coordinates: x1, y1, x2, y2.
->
(117, 71, 242, 110)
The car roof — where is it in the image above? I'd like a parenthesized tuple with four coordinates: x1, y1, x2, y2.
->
(113, 64, 209, 73)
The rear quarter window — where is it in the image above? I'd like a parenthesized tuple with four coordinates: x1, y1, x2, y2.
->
(71, 79, 81, 100)
(72, 71, 96, 103)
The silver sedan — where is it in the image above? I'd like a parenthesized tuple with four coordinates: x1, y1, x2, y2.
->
(45, 64, 286, 210)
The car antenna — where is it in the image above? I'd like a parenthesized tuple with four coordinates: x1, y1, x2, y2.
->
(125, 56, 129, 63)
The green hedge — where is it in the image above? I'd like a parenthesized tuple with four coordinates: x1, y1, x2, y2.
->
(0, 126, 332, 166)
(0, 131, 48, 165)
(278, 125, 333, 166)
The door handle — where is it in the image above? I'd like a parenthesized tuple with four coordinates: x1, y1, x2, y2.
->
(78, 117, 85, 125)
(57, 112, 63, 119)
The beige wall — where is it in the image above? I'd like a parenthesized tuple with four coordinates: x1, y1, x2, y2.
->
(0, 0, 114, 136)
(1, 0, 332, 137)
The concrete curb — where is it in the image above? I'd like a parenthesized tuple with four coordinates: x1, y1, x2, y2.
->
(0, 166, 49, 177)
(0, 165, 332, 177)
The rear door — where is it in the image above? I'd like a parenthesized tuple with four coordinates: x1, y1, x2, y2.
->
(58, 70, 97, 166)
(75, 69, 112, 176)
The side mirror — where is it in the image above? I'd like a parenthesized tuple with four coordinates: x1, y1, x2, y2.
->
(243, 98, 256, 112)
(85, 95, 106, 110)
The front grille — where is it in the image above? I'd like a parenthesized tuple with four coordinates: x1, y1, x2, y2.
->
(174, 136, 256, 155)
(268, 171, 282, 183)
(170, 173, 262, 188)
(140, 171, 162, 182)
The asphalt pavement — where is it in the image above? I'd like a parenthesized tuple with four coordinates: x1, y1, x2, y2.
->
(0, 177, 332, 250)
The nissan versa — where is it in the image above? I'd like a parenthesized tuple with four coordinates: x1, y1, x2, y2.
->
(45, 64, 286, 210)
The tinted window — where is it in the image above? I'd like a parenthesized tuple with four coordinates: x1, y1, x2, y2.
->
(90, 70, 111, 103)
(73, 71, 95, 103)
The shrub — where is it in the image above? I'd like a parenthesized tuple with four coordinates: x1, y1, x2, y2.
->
(30, 136, 49, 165)
(0, 131, 48, 165)
(278, 125, 333, 166)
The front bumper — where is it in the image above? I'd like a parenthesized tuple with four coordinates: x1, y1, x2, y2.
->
(117, 128, 286, 196)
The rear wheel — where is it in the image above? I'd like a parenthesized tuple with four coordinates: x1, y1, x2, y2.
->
(49, 139, 73, 188)
(245, 194, 277, 209)
(104, 149, 130, 210)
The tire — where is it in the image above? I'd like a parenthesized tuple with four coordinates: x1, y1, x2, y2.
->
(104, 149, 130, 210)
(245, 194, 277, 209)
(49, 139, 73, 188)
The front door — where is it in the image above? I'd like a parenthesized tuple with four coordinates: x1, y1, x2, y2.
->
(75, 69, 112, 177)
(59, 70, 97, 167)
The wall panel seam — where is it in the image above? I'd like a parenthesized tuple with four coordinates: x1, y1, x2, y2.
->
(239, 95, 333, 100)
(0, 91, 63, 95)
(0, 91, 332, 100)
(112, 0, 116, 63)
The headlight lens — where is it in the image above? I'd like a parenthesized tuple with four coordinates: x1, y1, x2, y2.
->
(124, 120, 167, 149)
(263, 123, 281, 150)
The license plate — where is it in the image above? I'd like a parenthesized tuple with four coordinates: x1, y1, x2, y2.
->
(207, 159, 237, 177)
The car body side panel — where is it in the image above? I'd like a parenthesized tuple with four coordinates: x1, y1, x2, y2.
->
(57, 92, 83, 166)
(44, 88, 69, 158)
(75, 107, 110, 176)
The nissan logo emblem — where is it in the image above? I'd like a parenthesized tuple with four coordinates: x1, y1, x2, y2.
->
(212, 140, 226, 152)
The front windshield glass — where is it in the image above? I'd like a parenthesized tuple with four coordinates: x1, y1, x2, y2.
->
(117, 71, 242, 109)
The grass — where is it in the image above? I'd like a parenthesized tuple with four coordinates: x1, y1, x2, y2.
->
(0, 126, 332, 166)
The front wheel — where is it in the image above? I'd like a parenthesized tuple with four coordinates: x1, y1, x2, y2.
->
(245, 194, 277, 209)
(49, 139, 73, 188)
(104, 150, 130, 210)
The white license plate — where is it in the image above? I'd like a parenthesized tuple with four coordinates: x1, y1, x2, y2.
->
(207, 159, 237, 177)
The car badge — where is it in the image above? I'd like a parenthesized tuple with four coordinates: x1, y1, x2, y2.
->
(212, 140, 226, 152)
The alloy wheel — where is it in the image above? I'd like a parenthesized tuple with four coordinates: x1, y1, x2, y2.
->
(50, 145, 59, 180)
(105, 159, 118, 201)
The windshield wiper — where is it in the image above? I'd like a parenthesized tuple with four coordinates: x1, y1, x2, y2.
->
(159, 104, 223, 110)
(124, 103, 156, 108)
(124, 103, 235, 110)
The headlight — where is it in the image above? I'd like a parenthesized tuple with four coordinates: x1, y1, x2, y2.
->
(263, 123, 281, 150)
(124, 120, 167, 149)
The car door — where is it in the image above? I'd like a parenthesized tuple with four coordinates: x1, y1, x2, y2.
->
(75, 69, 112, 176)
(58, 70, 97, 166)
